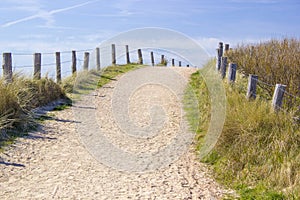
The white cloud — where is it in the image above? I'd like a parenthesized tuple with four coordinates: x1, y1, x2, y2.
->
(1, 0, 99, 28)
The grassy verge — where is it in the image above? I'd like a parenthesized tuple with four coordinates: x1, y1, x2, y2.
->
(0, 76, 65, 149)
(0, 64, 143, 150)
(184, 60, 300, 199)
(62, 64, 143, 100)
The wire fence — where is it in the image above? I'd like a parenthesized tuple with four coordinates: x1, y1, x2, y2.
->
(216, 42, 300, 113)
(1, 44, 193, 83)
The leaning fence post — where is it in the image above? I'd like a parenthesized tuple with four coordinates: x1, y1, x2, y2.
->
(228, 63, 237, 83)
(126, 45, 130, 64)
(272, 84, 286, 111)
(96, 47, 100, 70)
(83, 52, 89, 70)
(33, 53, 41, 80)
(137, 49, 143, 64)
(111, 44, 116, 65)
(72, 50, 77, 75)
(172, 59, 175, 67)
(55, 52, 61, 83)
(220, 56, 227, 78)
(2, 53, 12, 83)
(247, 74, 258, 99)
(150, 52, 154, 66)
(179, 61, 182, 67)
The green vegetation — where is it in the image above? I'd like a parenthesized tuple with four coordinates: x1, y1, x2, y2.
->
(1, 63, 143, 150)
(62, 64, 142, 100)
(185, 52, 300, 198)
(97, 64, 142, 87)
(227, 38, 300, 110)
(0, 75, 65, 147)
(183, 69, 210, 149)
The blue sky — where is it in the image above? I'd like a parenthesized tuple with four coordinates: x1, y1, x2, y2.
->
(0, 0, 299, 75)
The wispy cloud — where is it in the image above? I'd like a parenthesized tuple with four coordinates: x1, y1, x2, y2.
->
(1, 0, 99, 28)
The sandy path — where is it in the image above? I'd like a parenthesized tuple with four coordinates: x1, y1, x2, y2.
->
(0, 67, 233, 199)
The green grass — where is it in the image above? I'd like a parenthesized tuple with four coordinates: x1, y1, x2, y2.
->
(97, 64, 143, 87)
(183, 69, 210, 150)
(62, 64, 143, 100)
(184, 60, 300, 199)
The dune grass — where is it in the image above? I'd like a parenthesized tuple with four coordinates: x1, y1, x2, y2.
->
(0, 75, 65, 148)
(184, 60, 300, 199)
(227, 38, 300, 110)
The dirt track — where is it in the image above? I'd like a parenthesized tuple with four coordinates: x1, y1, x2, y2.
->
(0, 67, 233, 199)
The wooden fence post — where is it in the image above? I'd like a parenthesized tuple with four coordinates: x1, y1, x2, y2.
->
(33, 53, 41, 80)
(179, 61, 182, 67)
(221, 56, 227, 79)
(224, 44, 230, 55)
(72, 50, 77, 75)
(137, 49, 143, 64)
(272, 84, 286, 111)
(228, 63, 237, 83)
(126, 45, 130, 64)
(218, 42, 223, 57)
(161, 55, 165, 64)
(247, 74, 258, 99)
(55, 52, 61, 83)
(96, 47, 100, 70)
(172, 59, 175, 67)
(111, 44, 116, 65)
(187, 64, 190, 67)
(2, 53, 12, 83)
(150, 52, 154, 66)
(216, 48, 222, 71)
(83, 52, 89, 70)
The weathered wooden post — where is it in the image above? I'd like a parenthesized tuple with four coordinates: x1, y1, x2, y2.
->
(216, 42, 223, 71)
(2, 53, 12, 83)
(216, 48, 221, 71)
(179, 61, 182, 67)
(247, 74, 258, 99)
(272, 84, 286, 111)
(72, 50, 77, 75)
(111, 44, 116, 65)
(218, 42, 223, 57)
(172, 59, 175, 67)
(126, 45, 130, 64)
(224, 44, 230, 55)
(137, 49, 143, 64)
(220, 56, 227, 79)
(55, 52, 61, 83)
(83, 52, 89, 70)
(187, 64, 189, 67)
(228, 63, 237, 83)
(96, 47, 100, 70)
(161, 55, 165, 65)
(33, 53, 41, 80)
(150, 52, 154, 66)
